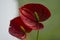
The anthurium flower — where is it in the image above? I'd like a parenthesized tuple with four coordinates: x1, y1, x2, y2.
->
(19, 3, 51, 30)
(9, 16, 32, 40)
(19, 3, 51, 22)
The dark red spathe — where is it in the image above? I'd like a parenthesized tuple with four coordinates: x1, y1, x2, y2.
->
(19, 3, 51, 22)
(9, 17, 32, 39)
(19, 3, 51, 30)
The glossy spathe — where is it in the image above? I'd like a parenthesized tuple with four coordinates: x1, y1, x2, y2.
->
(19, 3, 51, 30)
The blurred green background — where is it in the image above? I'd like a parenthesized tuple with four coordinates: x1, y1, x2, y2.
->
(17, 0, 60, 40)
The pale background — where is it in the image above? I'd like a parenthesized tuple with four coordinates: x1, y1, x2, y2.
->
(0, 0, 19, 40)
(0, 0, 60, 40)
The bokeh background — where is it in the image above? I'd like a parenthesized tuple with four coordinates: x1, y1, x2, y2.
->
(0, 0, 60, 40)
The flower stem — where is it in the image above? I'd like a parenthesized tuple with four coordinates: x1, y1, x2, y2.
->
(36, 30, 39, 40)
(34, 12, 40, 40)
(26, 33, 28, 40)
(26, 37, 28, 40)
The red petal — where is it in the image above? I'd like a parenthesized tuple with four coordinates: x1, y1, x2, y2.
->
(9, 26, 26, 39)
(19, 3, 51, 22)
(9, 17, 32, 39)
(10, 17, 32, 32)
(20, 14, 44, 30)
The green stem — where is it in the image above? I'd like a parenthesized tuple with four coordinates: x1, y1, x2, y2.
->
(36, 30, 39, 40)
(26, 34, 28, 40)
(34, 12, 40, 40)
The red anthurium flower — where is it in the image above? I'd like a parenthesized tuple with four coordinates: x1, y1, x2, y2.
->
(19, 3, 51, 22)
(19, 3, 51, 30)
(9, 16, 32, 40)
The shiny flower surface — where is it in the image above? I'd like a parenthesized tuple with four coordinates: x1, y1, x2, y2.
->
(19, 3, 51, 30)
(9, 17, 32, 39)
